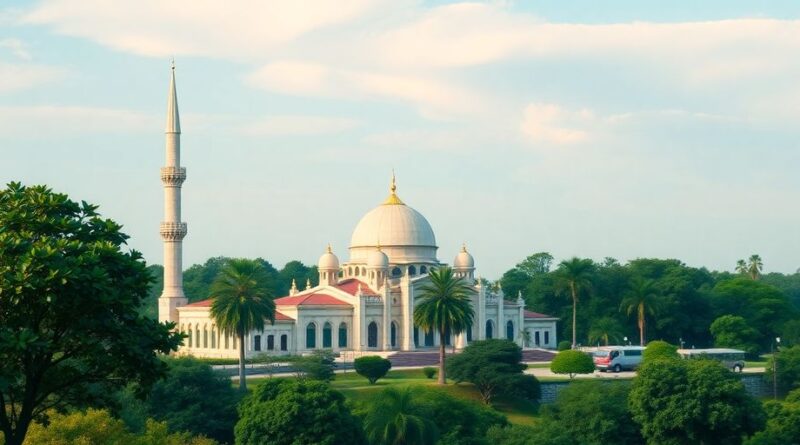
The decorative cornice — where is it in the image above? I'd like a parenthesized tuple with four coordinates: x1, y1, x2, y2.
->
(160, 222, 187, 241)
(161, 167, 186, 186)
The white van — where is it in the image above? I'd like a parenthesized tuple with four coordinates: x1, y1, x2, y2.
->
(593, 346, 645, 372)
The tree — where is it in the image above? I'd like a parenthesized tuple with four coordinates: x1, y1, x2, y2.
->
(553, 258, 595, 348)
(209, 259, 275, 392)
(550, 350, 595, 379)
(745, 390, 800, 445)
(588, 317, 625, 346)
(642, 340, 679, 363)
(516, 252, 554, 278)
(0, 183, 182, 445)
(411, 387, 507, 445)
(748, 255, 764, 280)
(736, 259, 749, 276)
(235, 379, 365, 445)
(782, 319, 800, 347)
(447, 339, 539, 404)
(354, 356, 392, 384)
(629, 357, 765, 445)
(293, 350, 336, 382)
(414, 266, 474, 384)
(144, 357, 239, 444)
(620, 277, 661, 346)
(765, 345, 800, 395)
(710, 315, 761, 358)
(360, 387, 438, 445)
(539, 380, 643, 445)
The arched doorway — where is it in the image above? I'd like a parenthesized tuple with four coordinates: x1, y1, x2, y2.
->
(506, 320, 514, 341)
(368, 322, 378, 348)
(323, 322, 332, 348)
(391, 321, 398, 348)
(338, 322, 348, 348)
(486, 320, 494, 339)
(306, 323, 316, 349)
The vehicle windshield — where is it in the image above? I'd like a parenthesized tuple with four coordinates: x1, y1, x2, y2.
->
(594, 351, 612, 358)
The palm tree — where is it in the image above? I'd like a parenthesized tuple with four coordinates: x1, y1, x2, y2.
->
(588, 317, 624, 346)
(414, 266, 474, 385)
(748, 254, 763, 280)
(210, 259, 275, 392)
(362, 387, 438, 445)
(619, 277, 660, 346)
(553, 258, 595, 349)
(735, 259, 748, 276)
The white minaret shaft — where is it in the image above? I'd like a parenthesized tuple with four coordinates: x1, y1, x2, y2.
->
(158, 62, 188, 325)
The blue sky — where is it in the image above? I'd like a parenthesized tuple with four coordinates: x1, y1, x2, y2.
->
(1, 1, 799, 278)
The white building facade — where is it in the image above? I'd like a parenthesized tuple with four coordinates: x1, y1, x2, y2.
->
(157, 66, 558, 359)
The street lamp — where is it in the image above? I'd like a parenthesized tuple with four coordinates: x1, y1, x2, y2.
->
(680, 337, 685, 349)
(773, 337, 781, 399)
(623, 336, 629, 346)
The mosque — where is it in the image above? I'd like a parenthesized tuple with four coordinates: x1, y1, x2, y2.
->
(157, 66, 558, 358)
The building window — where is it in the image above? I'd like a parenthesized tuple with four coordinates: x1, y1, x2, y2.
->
(424, 330, 434, 347)
(408, 265, 417, 276)
(211, 327, 217, 348)
(280, 334, 288, 351)
(187, 325, 193, 347)
(420, 266, 427, 274)
(267, 335, 274, 350)
(368, 322, 378, 348)
(224, 334, 229, 349)
(361, 267, 366, 276)
(444, 327, 451, 346)
(544, 331, 550, 345)
(338, 322, 347, 348)
(391, 322, 397, 348)
(254, 335, 261, 351)
(535, 331, 541, 346)
(203, 326, 208, 348)
(391, 267, 402, 277)
(323, 322, 332, 348)
(506, 320, 514, 341)
(466, 324, 473, 342)
(306, 323, 317, 349)
(486, 320, 493, 339)
(414, 327, 419, 347)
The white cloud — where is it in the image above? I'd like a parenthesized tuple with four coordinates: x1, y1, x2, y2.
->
(0, 63, 64, 93)
(0, 39, 31, 60)
(240, 115, 360, 136)
(520, 103, 593, 145)
(0, 106, 157, 136)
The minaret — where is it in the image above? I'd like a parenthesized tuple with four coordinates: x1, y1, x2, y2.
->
(158, 61, 188, 325)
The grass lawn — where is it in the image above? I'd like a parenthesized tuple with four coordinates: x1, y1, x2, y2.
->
(745, 360, 768, 368)
(328, 369, 540, 425)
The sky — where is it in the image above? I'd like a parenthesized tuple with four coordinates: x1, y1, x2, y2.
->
(1, 1, 800, 279)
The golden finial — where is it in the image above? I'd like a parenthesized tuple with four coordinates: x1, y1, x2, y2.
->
(170, 58, 175, 70)
(382, 170, 404, 205)
(461, 243, 467, 253)
(326, 243, 332, 254)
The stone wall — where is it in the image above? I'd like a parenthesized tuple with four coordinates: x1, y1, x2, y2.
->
(538, 381, 572, 404)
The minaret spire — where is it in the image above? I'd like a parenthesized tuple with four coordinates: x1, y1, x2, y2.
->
(158, 61, 188, 325)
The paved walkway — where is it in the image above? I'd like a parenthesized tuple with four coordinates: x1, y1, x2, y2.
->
(386, 348, 556, 367)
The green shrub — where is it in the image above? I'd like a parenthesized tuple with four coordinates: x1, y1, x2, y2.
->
(423, 367, 437, 379)
(354, 356, 392, 384)
(292, 350, 336, 382)
(643, 340, 679, 363)
(557, 341, 572, 351)
(765, 345, 800, 395)
(550, 350, 594, 378)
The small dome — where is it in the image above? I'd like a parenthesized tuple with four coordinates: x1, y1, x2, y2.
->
(318, 245, 340, 270)
(367, 247, 389, 269)
(454, 244, 474, 269)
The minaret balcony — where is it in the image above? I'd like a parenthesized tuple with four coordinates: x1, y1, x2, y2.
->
(160, 222, 187, 241)
(160, 167, 187, 186)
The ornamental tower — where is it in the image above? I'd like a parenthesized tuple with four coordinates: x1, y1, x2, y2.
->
(158, 62, 188, 324)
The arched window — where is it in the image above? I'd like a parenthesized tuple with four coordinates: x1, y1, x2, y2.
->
(361, 267, 366, 276)
(391, 267, 402, 277)
(414, 327, 419, 347)
(507, 320, 514, 341)
(203, 326, 208, 348)
(187, 324, 193, 347)
(254, 335, 262, 351)
(408, 265, 417, 276)
(196, 326, 201, 347)
(420, 265, 427, 274)
(355, 267, 360, 277)
(267, 335, 274, 350)
(224, 333, 229, 349)
(323, 322, 332, 348)
(486, 320, 494, 339)
(306, 323, 316, 349)
(424, 330, 434, 347)
(391, 321, 398, 348)
(466, 323, 473, 342)
(338, 322, 347, 348)
(280, 334, 288, 351)
(368, 322, 378, 348)
(211, 326, 216, 348)
(348, 266, 353, 276)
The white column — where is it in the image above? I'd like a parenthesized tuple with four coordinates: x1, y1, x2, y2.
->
(401, 275, 415, 351)
(477, 283, 486, 340)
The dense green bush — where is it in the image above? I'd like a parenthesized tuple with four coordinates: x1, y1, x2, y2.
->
(292, 350, 336, 382)
(630, 357, 765, 445)
(354, 356, 392, 384)
(235, 379, 364, 445)
(557, 341, 572, 351)
(422, 367, 436, 379)
(745, 389, 800, 445)
(765, 345, 800, 395)
(710, 315, 761, 358)
(448, 339, 540, 404)
(642, 340, 679, 363)
(550, 350, 594, 378)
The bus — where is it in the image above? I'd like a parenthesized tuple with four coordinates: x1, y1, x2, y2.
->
(593, 346, 645, 372)
(677, 348, 745, 372)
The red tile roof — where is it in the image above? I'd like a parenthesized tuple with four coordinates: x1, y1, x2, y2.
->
(336, 278, 378, 296)
(183, 299, 294, 321)
(274, 293, 351, 307)
(524, 310, 556, 319)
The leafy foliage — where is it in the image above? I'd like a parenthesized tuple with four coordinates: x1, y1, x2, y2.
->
(765, 345, 800, 395)
(642, 340, 679, 363)
(235, 379, 365, 445)
(354, 356, 392, 384)
(292, 350, 337, 382)
(620, 277, 661, 346)
(629, 357, 765, 445)
(0, 183, 182, 445)
(447, 339, 539, 404)
(710, 315, 761, 358)
(422, 367, 436, 379)
(588, 316, 625, 346)
(556, 341, 571, 351)
(550, 350, 595, 378)
(414, 266, 474, 384)
(359, 387, 438, 445)
(745, 389, 800, 445)
(553, 258, 596, 348)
